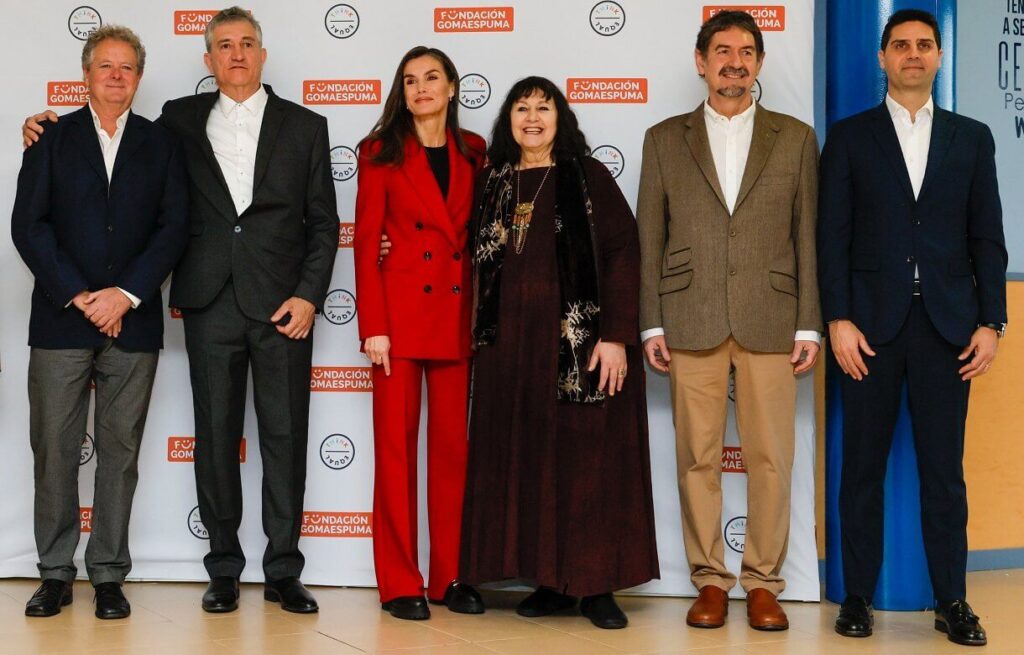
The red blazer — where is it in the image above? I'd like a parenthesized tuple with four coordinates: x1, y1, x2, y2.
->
(354, 130, 486, 360)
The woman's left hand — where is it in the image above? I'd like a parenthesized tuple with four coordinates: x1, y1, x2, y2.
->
(587, 339, 628, 396)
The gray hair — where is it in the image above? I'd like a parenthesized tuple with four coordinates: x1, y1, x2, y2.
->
(204, 7, 263, 52)
(81, 25, 146, 73)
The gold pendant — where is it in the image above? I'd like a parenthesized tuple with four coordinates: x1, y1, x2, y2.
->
(514, 202, 534, 218)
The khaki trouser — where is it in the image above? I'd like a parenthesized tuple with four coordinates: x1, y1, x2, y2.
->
(669, 337, 796, 595)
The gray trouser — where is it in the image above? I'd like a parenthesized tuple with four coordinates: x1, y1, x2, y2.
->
(29, 342, 157, 584)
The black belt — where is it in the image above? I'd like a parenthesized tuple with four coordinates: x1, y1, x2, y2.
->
(912, 279, 922, 296)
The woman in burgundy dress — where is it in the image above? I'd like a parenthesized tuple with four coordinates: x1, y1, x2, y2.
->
(460, 77, 659, 629)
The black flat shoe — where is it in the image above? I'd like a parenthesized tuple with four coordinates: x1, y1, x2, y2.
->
(935, 600, 987, 646)
(94, 582, 130, 619)
(430, 581, 484, 614)
(382, 595, 430, 620)
(835, 595, 873, 638)
(25, 579, 73, 617)
(265, 577, 318, 613)
(580, 593, 628, 629)
(202, 576, 239, 613)
(516, 587, 577, 618)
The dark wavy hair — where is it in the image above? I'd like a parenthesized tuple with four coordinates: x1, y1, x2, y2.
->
(360, 46, 473, 166)
(487, 76, 589, 169)
(881, 9, 941, 50)
(696, 10, 764, 59)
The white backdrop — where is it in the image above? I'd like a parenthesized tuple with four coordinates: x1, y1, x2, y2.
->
(0, 0, 818, 601)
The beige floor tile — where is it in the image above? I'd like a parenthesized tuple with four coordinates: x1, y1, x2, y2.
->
(476, 633, 626, 655)
(216, 631, 364, 654)
(562, 623, 722, 653)
(426, 612, 567, 641)
(316, 619, 468, 651)
(379, 644, 504, 654)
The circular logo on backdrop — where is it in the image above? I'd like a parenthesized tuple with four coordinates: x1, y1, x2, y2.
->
(80, 433, 95, 466)
(330, 146, 358, 181)
(459, 74, 491, 109)
(589, 1, 625, 36)
(325, 4, 360, 39)
(752, 79, 763, 103)
(188, 506, 210, 539)
(725, 516, 747, 553)
(195, 75, 219, 95)
(592, 145, 624, 178)
(68, 6, 102, 40)
(323, 289, 356, 325)
(320, 434, 355, 470)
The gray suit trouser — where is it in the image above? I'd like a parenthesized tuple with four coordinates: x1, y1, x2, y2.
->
(28, 342, 157, 584)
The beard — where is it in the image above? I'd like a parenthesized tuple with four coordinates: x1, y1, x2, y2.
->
(714, 66, 750, 98)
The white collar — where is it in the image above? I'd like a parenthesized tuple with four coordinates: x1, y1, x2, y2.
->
(215, 84, 268, 118)
(89, 103, 130, 132)
(704, 98, 756, 124)
(885, 94, 933, 123)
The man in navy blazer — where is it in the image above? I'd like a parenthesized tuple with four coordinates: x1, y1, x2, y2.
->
(11, 26, 188, 620)
(818, 10, 1007, 647)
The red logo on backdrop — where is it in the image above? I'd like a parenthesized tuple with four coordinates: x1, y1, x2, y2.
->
(80, 507, 92, 532)
(722, 446, 746, 473)
(168, 436, 247, 463)
(566, 78, 647, 103)
(310, 367, 373, 392)
(169, 307, 183, 319)
(338, 223, 354, 248)
(173, 10, 218, 35)
(434, 6, 514, 32)
(303, 80, 381, 105)
(301, 511, 372, 537)
(47, 81, 89, 106)
(703, 6, 786, 31)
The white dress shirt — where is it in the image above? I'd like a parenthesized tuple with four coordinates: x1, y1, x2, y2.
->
(640, 99, 819, 345)
(885, 94, 933, 281)
(86, 103, 140, 309)
(206, 85, 268, 216)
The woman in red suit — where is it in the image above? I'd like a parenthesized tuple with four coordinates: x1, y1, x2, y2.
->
(354, 46, 486, 621)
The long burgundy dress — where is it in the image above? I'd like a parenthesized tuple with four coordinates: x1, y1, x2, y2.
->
(460, 158, 659, 597)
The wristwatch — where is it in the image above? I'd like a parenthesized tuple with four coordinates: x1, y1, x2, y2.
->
(978, 322, 1007, 338)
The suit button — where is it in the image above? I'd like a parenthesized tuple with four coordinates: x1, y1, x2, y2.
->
(415, 222, 424, 230)
(907, 255, 915, 263)
(453, 252, 462, 261)
(424, 251, 432, 261)
(234, 225, 242, 233)
(915, 220, 922, 225)
(107, 264, 113, 271)
(729, 230, 736, 237)
(729, 269, 736, 276)
(424, 284, 432, 293)
(107, 225, 113, 233)
(452, 286, 461, 294)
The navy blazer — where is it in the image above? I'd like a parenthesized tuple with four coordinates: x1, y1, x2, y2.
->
(817, 102, 1007, 347)
(11, 105, 189, 351)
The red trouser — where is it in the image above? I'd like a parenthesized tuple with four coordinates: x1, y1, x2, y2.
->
(371, 357, 470, 602)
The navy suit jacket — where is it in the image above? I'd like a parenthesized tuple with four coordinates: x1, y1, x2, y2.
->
(817, 103, 1007, 347)
(11, 105, 189, 351)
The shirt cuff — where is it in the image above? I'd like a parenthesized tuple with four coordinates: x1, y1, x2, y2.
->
(794, 330, 820, 344)
(640, 327, 665, 343)
(117, 287, 141, 309)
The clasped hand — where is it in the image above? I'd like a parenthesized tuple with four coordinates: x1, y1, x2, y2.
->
(74, 288, 130, 338)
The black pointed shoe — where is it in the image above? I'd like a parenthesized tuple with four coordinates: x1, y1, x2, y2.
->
(94, 582, 130, 619)
(935, 600, 987, 646)
(264, 577, 319, 613)
(835, 595, 873, 638)
(515, 587, 578, 617)
(202, 576, 239, 613)
(25, 579, 73, 617)
(430, 581, 484, 614)
(580, 593, 628, 629)
(382, 595, 430, 620)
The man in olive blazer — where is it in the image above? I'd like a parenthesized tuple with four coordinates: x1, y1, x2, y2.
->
(637, 11, 821, 631)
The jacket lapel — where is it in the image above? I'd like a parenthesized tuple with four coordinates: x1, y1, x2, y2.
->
(869, 103, 915, 201)
(193, 91, 237, 219)
(400, 135, 457, 245)
(68, 106, 108, 186)
(917, 107, 954, 201)
(733, 104, 779, 212)
(682, 104, 728, 212)
(110, 111, 147, 185)
(252, 87, 284, 193)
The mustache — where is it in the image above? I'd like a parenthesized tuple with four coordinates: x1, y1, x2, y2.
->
(718, 66, 749, 77)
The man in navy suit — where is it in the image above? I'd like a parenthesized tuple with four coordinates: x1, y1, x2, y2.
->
(11, 26, 188, 620)
(818, 9, 1007, 647)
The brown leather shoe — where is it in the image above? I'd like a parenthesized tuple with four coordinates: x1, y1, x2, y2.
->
(746, 588, 788, 631)
(687, 585, 728, 628)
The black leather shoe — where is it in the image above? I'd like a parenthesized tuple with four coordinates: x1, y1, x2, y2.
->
(516, 587, 577, 617)
(580, 593, 628, 629)
(430, 581, 485, 614)
(202, 576, 239, 613)
(94, 582, 130, 619)
(264, 577, 318, 613)
(835, 595, 873, 638)
(935, 600, 987, 646)
(382, 595, 430, 620)
(25, 579, 73, 617)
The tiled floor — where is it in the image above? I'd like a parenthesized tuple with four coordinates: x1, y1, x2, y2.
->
(0, 570, 1020, 654)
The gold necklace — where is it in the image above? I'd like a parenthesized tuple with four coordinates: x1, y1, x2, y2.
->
(512, 164, 552, 255)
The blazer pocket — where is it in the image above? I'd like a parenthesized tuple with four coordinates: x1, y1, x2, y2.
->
(851, 253, 879, 271)
(948, 257, 973, 277)
(664, 247, 692, 271)
(659, 270, 693, 295)
(769, 271, 798, 298)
